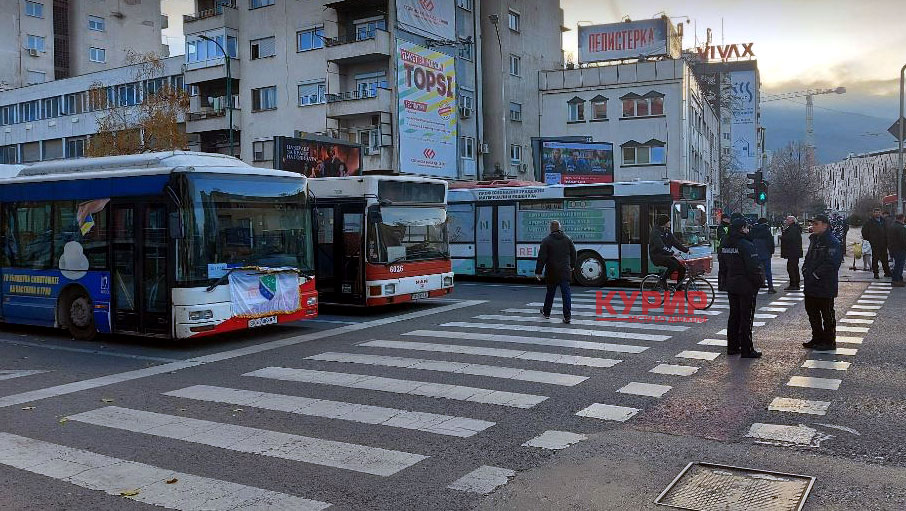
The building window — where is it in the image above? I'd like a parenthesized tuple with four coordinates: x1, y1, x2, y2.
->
(0, 145, 17, 164)
(723, 131, 730, 140)
(186, 34, 237, 63)
(252, 140, 272, 161)
(510, 144, 522, 164)
(66, 138, 86, 159)
(250, 36, 276, 59)
(249, 0, 274, 9)
(458, 42, 473, 61)
(1, 105, 17, 126)
(42, 97, 60, 118)
(19, 100, 40, 122)
(251, 86, 277, 111)
(460, 136, 475, 159)
(26, 35, 46, 52)
(26, 70, 45, 85)
(63, 92, 85, 115)
(117, 83, 140, 107)
(88, 15, 105, 31)
(458, 89, 474, 118)
(508, 10, 520, 32)
(456, 0, 473, 11)
(89, 47, 106, 63)
(354, 17, 387, 41)
(359, 129, 380, 152)
(621, 91, 665, 118)
(355, 72, 387, 98)
(298, 81, 326, 106)
(509, 102, 522, 122)
(591, 95, 607, 120)
(567, 97, 585, 122)
(509, 54, 521, 76)
(622, 140, 666, 165)
(25, 1, 43, 18)
(297, 27, 324, 52)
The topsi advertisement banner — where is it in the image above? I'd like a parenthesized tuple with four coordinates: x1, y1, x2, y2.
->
(578, 19, 669, 63)
(397, 41, 457, 179)
(396, 0, 455, 41)
(730, 70, 758, 172)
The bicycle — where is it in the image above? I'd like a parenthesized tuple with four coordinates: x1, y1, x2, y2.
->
(639, 254, 715, 310)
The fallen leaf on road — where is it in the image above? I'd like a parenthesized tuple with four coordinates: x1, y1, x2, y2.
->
(21, 406, 35, 411)
(101, 398, 114, 403)
(120, 489, 140, 497)
(232, 408, 244, 413)
(166, 478, 178, 484)
(58, 417, 68, 424)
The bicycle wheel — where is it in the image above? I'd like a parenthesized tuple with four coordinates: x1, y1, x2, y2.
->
(684, 277, 715, 309)
(640, 274, 667, 307)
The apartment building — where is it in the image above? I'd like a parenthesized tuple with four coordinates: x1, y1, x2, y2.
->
(0, 0, 168, 89)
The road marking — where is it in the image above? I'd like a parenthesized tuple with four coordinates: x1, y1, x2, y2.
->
(0, 369, 48, 381)
(754, 313, 778, 319)
(768, 302, 793, 307)
(845, 311, 877, 317)
(775, 296, 804, 301)
(650, 364, 699, 376)
(747, 423, 817, 445)
(802, 360, 851, 371)
(786, 292, 805, 297)
(787, 376, 842, 390)
(698, 338, 727, 346)
(305, 352, 588, 386)
(522, 430, 587, 450)
(836, 336, 863, 344)
(836, 326, 870, 333)
(0, 339, 182, 362)
(852, 305, 882, 310)
(358, 340, 622, 368)
(0, 299, 487, 409)
(813, 347, 858, 356)
(617, 382, 672, 398)
(753, 322, 766, 327)
(863, 291, 890, 296)
(164, 385, 494, 438)
(715, 329, 727, 335)
(768, 397, 830, 416)
(473, 314, 688, 332)
(67, 406, 426, 477)
(676, 350, 721, 361)
(839, 318, 873, 324)
(244, 367, 548, 409)
(575, 403, 640, 422)
(856, 300, 885, 304)
(439, 322, 670, 342)
(760, 307, 788, 312)
(0, 432, 331, 511)
(404, 330, 648, 354)
(447, 466, 515, 494)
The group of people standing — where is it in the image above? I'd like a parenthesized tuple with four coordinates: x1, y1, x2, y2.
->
(860, 208, 906, 287)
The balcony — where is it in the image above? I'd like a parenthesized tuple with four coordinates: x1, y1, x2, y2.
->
(185, 57, 240, 84)
(183, 1, 239, 33)
(186, 95, 241, 134)
(324, 29, 392, 64)
(326, 87, 392, 119)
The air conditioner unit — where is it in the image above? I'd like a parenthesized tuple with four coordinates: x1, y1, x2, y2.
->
(459, 106, 472, 118)
(480, 143, 490, 154)
(27, 48, 40, 57)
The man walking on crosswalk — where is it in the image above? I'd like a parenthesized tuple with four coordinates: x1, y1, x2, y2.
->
(536, 220, 577, 324)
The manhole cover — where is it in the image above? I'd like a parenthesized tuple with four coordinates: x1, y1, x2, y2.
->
(655, 462, 815, 511)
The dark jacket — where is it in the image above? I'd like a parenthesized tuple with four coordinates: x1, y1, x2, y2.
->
(802, 230, 843, 298)
(888, 221, 906, 253)
(720, 230, 765, 295)
(715, 222, 730, 250)
(861, 217, 888, 249)
(648, 226, 689, 259)
(780, 223, 803, 259)
(535, 230, 577, 284)
(750, 223, 775, 259)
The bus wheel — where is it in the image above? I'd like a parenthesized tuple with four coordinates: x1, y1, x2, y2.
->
(575, 253, 606, 287)
(67, 294, 97, 341)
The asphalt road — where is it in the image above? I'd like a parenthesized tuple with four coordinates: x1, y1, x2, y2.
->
(0, 259, 903, 510)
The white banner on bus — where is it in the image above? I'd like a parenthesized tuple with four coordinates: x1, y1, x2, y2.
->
(228, 269, 300, 318)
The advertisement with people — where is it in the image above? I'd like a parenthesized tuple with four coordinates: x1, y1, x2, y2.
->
(273, 136, 362, 178)
(542, 141, 614, 184)
(397, 41, 457, 179)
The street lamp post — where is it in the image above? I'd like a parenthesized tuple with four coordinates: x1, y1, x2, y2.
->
(199, 35, 233, 157)
(488, 14, 507, 178)
(899, 63, 905, 215)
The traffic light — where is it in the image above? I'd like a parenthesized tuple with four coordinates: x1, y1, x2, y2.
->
(757, 180, 768, 205)
(746, 171, 768, 205)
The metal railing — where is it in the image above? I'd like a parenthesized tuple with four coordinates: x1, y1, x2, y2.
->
(326, 87, 388, 103)
(323, 28, 387, 47)
(183, 0, 237, 23)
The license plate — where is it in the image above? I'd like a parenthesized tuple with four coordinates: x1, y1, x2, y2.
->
(410, 292, 429, 300)
(248, 315, 278, 328)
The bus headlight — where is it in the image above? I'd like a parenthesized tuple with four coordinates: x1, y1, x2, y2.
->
(189, 310, 213, 321)
(384, 284, 396, 295)
(443, 276, 453, 287)
(307, 296, 318, 306)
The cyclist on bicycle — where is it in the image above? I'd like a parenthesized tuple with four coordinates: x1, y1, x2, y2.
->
(649, 215, 690, 288)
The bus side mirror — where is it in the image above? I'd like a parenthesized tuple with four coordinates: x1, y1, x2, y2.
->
(169, 212, 184, 239)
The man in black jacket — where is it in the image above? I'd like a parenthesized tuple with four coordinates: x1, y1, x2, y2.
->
(780, 216, 803, 290)
(720, 217, 765, 358)
(862, 208, 891, 279)
(802, 214, 843, 350)
(536, 221, 577, 323)
(649, 215, 690, 288)
(888, 213, 906, 287)
(750, 218, 776, 293)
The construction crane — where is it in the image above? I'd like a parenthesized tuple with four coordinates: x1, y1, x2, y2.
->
(761, 87, 846, 170)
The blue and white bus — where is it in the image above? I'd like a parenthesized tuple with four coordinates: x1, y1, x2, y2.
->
(0, 152, 318, 340)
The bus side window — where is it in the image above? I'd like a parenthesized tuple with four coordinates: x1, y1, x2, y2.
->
(621, 204, 640, 243)
(9, 202, 53, 269)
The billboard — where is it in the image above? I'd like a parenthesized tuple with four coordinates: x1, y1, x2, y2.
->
(541, 141, 614, 184)
(729, 70, 758, 171)
(578, 19, 670, 63)
(396, 0, 455, 41)
(397, 41, 457, 179)
(273, 136, 362, 177)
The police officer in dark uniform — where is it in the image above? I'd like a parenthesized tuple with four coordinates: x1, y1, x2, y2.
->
(720, 217, 765, 358)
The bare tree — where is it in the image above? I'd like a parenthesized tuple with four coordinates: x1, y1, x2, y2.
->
(87, 51, 189, 157)
(766, 141, 817, 216)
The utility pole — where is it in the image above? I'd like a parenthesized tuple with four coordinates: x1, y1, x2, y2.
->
(488, 14, 507, 178)
(899, 64, 905, 214)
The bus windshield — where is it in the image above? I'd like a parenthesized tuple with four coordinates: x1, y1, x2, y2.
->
(177, 173, 313, 284)
(672, 201, 709, 247)
(368, 206, 448, 263)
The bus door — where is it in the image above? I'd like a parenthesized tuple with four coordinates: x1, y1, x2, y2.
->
(620, 202, 672, 275)
(313, 203, 365, 305)
(110, 202, 170, 335)
(475, 204, 517, 275)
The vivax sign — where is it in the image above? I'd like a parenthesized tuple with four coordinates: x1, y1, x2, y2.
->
(695, 43, 755, 61)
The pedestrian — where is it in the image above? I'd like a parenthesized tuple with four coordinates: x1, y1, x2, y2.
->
(861, 236, 873, 271)
(751, 217, 777, 293)
(888, 213, 906, 287)
(720, 217, 765, 358)
(802, 214, 843, 351)
(780, 216, 803, 290)
(536, 220, 577, 324)
(716, 214, 731, 291)
(649, 215, 690, 289)
(861, 208, 891, 279)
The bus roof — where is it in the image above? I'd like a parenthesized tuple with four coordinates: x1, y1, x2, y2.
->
(309, 174, 448, 199)
(0, 151, 300, 184)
